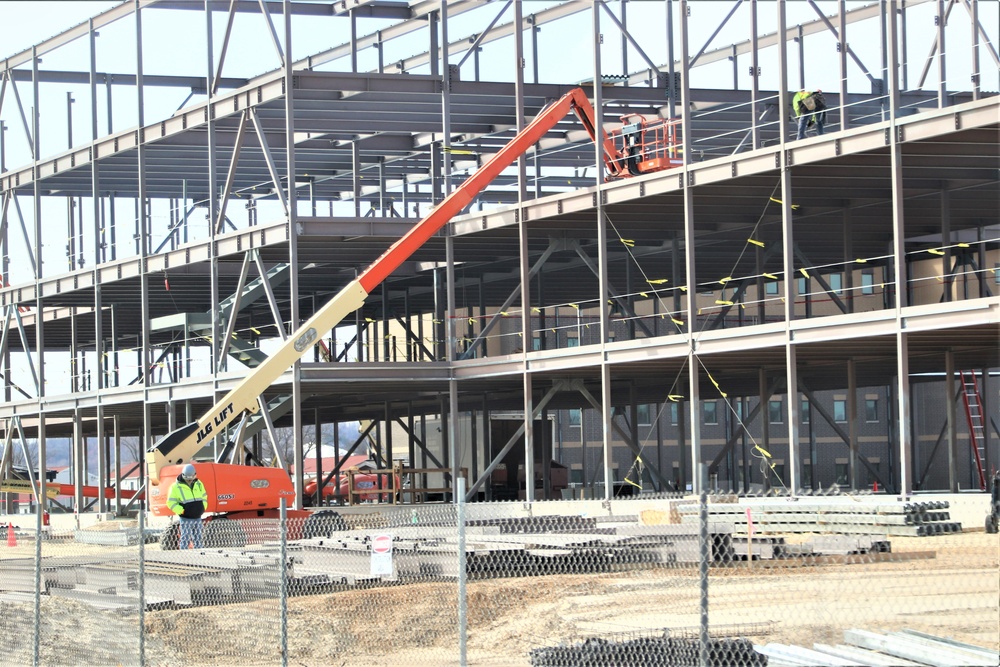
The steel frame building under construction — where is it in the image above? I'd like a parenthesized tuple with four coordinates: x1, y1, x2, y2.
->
(0, 0, 997, 515)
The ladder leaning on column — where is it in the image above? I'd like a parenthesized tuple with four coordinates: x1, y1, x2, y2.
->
(959, 370, 988, 491)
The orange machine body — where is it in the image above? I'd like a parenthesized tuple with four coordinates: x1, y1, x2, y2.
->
(149, 462, 297, 518)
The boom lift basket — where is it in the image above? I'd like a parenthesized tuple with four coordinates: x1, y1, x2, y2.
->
(608, 113, 683, 177)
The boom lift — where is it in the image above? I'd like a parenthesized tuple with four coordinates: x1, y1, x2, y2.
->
(145, 88, 682, 540)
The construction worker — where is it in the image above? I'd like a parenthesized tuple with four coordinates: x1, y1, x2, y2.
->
(167, 463, 208, 549)
(792, 89, 827, 140)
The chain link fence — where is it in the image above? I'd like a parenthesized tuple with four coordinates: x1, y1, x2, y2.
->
(1, 491, 997, 666)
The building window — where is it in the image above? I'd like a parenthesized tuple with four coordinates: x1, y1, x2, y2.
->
(704, 401, 718, 425)
(835, 460, 849, 486)
(637, 404, 651, 426)
(797, 277, 808, 295)
(802, 460, 812, 487)
(833, 399, 847, 422)
(828, 273, 843, 295)
(768, 400, 783, 424)
(532, 336, 542, 351)
(865, 398, 878, 422)
(861, 271, 874, 295)
(567, 336, 579, 348)
(570, 468, 584, 485)
(800, 399, 810, 425)
(669, 402, 679, 425)
(765, 280, 779, 295)
(994, 263, 999, 285)
(568, 409, 582, 426)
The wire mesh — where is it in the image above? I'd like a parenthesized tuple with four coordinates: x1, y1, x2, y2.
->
(0, 492, 997, 666)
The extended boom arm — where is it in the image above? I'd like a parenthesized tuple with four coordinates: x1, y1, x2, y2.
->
(147, 87, 616, 485)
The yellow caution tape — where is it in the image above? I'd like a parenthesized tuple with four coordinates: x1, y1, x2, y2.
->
(769, 196, 800, 209)
(748, 238, 765, 247)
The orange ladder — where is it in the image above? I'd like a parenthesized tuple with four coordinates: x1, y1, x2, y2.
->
(959, 370, 988, 491)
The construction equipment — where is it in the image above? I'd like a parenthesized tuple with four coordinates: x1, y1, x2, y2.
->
(987, 470, 1000, 534)
(145, 88, 683, 539)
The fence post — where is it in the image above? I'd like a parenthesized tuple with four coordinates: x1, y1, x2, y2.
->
(139, 508, 146, 666)
(457, 477, 467, 666)
(34, 504, 42, 667)
(280, 498, 288, 667)
(699, 468, 710, 667)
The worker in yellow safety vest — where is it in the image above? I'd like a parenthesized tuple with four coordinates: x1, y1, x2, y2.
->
(792, 90, 827, 140)
(167, 463, 208, 549)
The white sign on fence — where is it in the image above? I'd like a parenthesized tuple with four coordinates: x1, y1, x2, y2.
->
(370, 533, 394, 576)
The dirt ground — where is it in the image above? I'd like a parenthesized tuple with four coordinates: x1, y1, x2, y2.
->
(1, 528, 997, 666)
(146, 533, 1000, 666)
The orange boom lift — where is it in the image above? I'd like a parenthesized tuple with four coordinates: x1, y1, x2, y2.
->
(144, 88, 681, 545)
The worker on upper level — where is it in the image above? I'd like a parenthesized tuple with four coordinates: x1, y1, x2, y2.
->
(792, 89, 827, 140)
(167, 463, 208, 549)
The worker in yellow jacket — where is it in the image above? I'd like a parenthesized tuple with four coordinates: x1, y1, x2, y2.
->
(793, 90, 827, 140)
(167, 463, 208, 549)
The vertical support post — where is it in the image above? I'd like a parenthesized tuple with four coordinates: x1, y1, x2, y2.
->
(441, 0, 461, 495)
(205, 0, 221, 384)
(283, 0, 304, 510)
(594, 0, 613, 501)
(900, 0, 908, 89)
(136, 1, 154, 481)
(680, 0, 701, 495)
(838, 0, 850, 131)
(750, 0, 760, 149)
(941, 189, 952, 300)
(879, 0, 889, 118)
(515, 0, 535, 502)
(886, 0, 912, 496)
(936, 0, 947, 107)
(848, 358, 858, 489)
(797, 24, 805, 91)
(945, 350, 957, 491)
(970, 0, 980, 99)
(666, 0, 677, 120)
(759, 369, 770, 490)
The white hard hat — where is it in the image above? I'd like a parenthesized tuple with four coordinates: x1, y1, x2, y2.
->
(181, 463, 196, 479)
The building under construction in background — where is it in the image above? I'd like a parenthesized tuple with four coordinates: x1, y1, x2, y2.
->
(0, 0, 997, 517)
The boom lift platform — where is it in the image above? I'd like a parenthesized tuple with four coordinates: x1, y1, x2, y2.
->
(144, 88, 683, 538)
